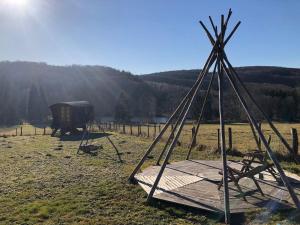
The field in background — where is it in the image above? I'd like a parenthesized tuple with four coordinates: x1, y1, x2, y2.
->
(1, 123, 299, 157)
(0, 124, 52, 136)
(102, 122, 299, 157)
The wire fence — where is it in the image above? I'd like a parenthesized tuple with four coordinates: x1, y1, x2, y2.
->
(0, 122, 298, 156)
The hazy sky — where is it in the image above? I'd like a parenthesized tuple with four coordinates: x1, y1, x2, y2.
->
(0, 0, 299, 74)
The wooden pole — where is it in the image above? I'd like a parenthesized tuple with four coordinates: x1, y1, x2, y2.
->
(128, 45, 217, 182)
(43, 127, 46, 135)
(222, 55, 297, 161)
(217, 59, 230, 224)
(123, 124, 125, 134)
(156, 100, 190, 165)
(204, 13, 296, 161)
(217, 129, 220, 151)
(223, 21, 241, 46)
(170, 124, 174, 140)
(147, 57, 215, 201)
(258, 123, 262, 149)
(291, 128, 298, 155)
(228, 127, 232, 150)
(147, 124, 150, 137)
(249, 121, 262, 151)
(200, 12, 237, 49)
(139, 124, 142, 136)
(130, 124, 133, 135)
(187, 62, 217, 159)
(20, 127, 23, 136)
(221, 59, 300, 208)
(106, 136, 122, 162)
(191, 126, 196, 148)
(35, 128, 37, 135)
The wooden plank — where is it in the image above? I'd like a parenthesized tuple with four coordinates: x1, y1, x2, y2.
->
(135, 160, 300, 214)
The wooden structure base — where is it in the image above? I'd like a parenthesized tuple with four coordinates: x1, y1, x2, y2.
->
(135, 160, 300, 213)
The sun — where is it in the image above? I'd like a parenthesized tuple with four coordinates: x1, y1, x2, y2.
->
(4, 0, 29, 7)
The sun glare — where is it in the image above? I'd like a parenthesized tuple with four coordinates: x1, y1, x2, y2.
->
(4, 0, 29, 7)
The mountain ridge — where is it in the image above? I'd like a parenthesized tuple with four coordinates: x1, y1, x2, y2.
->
(0, 61, 300, 125)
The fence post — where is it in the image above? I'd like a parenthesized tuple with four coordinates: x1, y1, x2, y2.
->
(138, 124, 141, 136)
(191, 126, 196, 148)
(291, 128, 298, 155)
(130, 124, 133, 135)
(16, 128, 18, 136)
(147, 124, 150, 137)
(35, 128, 37, 135)
(21, 127, 23, 136)
(43, 127, 46, 135)
(228, 127, 232, 150)
(153, 124, 157, 139)
(217, 129, 220, 151)
(123, 124, 125, 134)
(258, 122, 262, 149)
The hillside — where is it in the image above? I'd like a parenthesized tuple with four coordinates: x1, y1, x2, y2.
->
(141, 66, 300, 87)
(142, 66, 300, 122)
(1, 62, 300, 125)
(0, 61, 159, 124)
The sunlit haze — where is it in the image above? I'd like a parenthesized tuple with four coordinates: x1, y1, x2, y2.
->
(0, 0, 300, 74)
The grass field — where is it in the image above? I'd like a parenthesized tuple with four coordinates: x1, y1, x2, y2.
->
(0, 124, 300, 224)
(110, 122, 300, 157)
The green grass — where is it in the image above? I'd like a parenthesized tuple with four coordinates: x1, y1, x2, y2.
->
(0, 124, 300, 224)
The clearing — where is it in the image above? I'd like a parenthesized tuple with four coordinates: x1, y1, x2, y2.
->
(0, 124, 299, 224)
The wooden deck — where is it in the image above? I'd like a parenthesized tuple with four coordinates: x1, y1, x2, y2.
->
(135, 160, 300, 213)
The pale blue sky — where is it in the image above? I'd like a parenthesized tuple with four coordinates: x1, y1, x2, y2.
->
(0, 0, 299, 74)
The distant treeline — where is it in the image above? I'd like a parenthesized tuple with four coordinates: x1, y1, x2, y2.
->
(0, 61, 300, 125)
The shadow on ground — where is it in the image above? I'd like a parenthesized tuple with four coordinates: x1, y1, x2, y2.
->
(148, 199, 247, 224)
(59, 132, 111, 141)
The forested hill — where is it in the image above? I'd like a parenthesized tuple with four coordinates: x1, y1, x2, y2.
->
(141, 66, 300, 87)
(1, 61, 300, 125)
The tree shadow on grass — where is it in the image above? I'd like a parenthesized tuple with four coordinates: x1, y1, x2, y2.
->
(274, 152, 299, 163)
(59, 132, 111, 141)
(148, 198, 300, 224)
(147, 199, 246, 224)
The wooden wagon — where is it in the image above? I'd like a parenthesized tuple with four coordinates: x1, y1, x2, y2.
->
(49, 101, 94, 136)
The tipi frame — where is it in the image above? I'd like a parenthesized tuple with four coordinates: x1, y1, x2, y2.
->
(129, 9, 300, 224)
